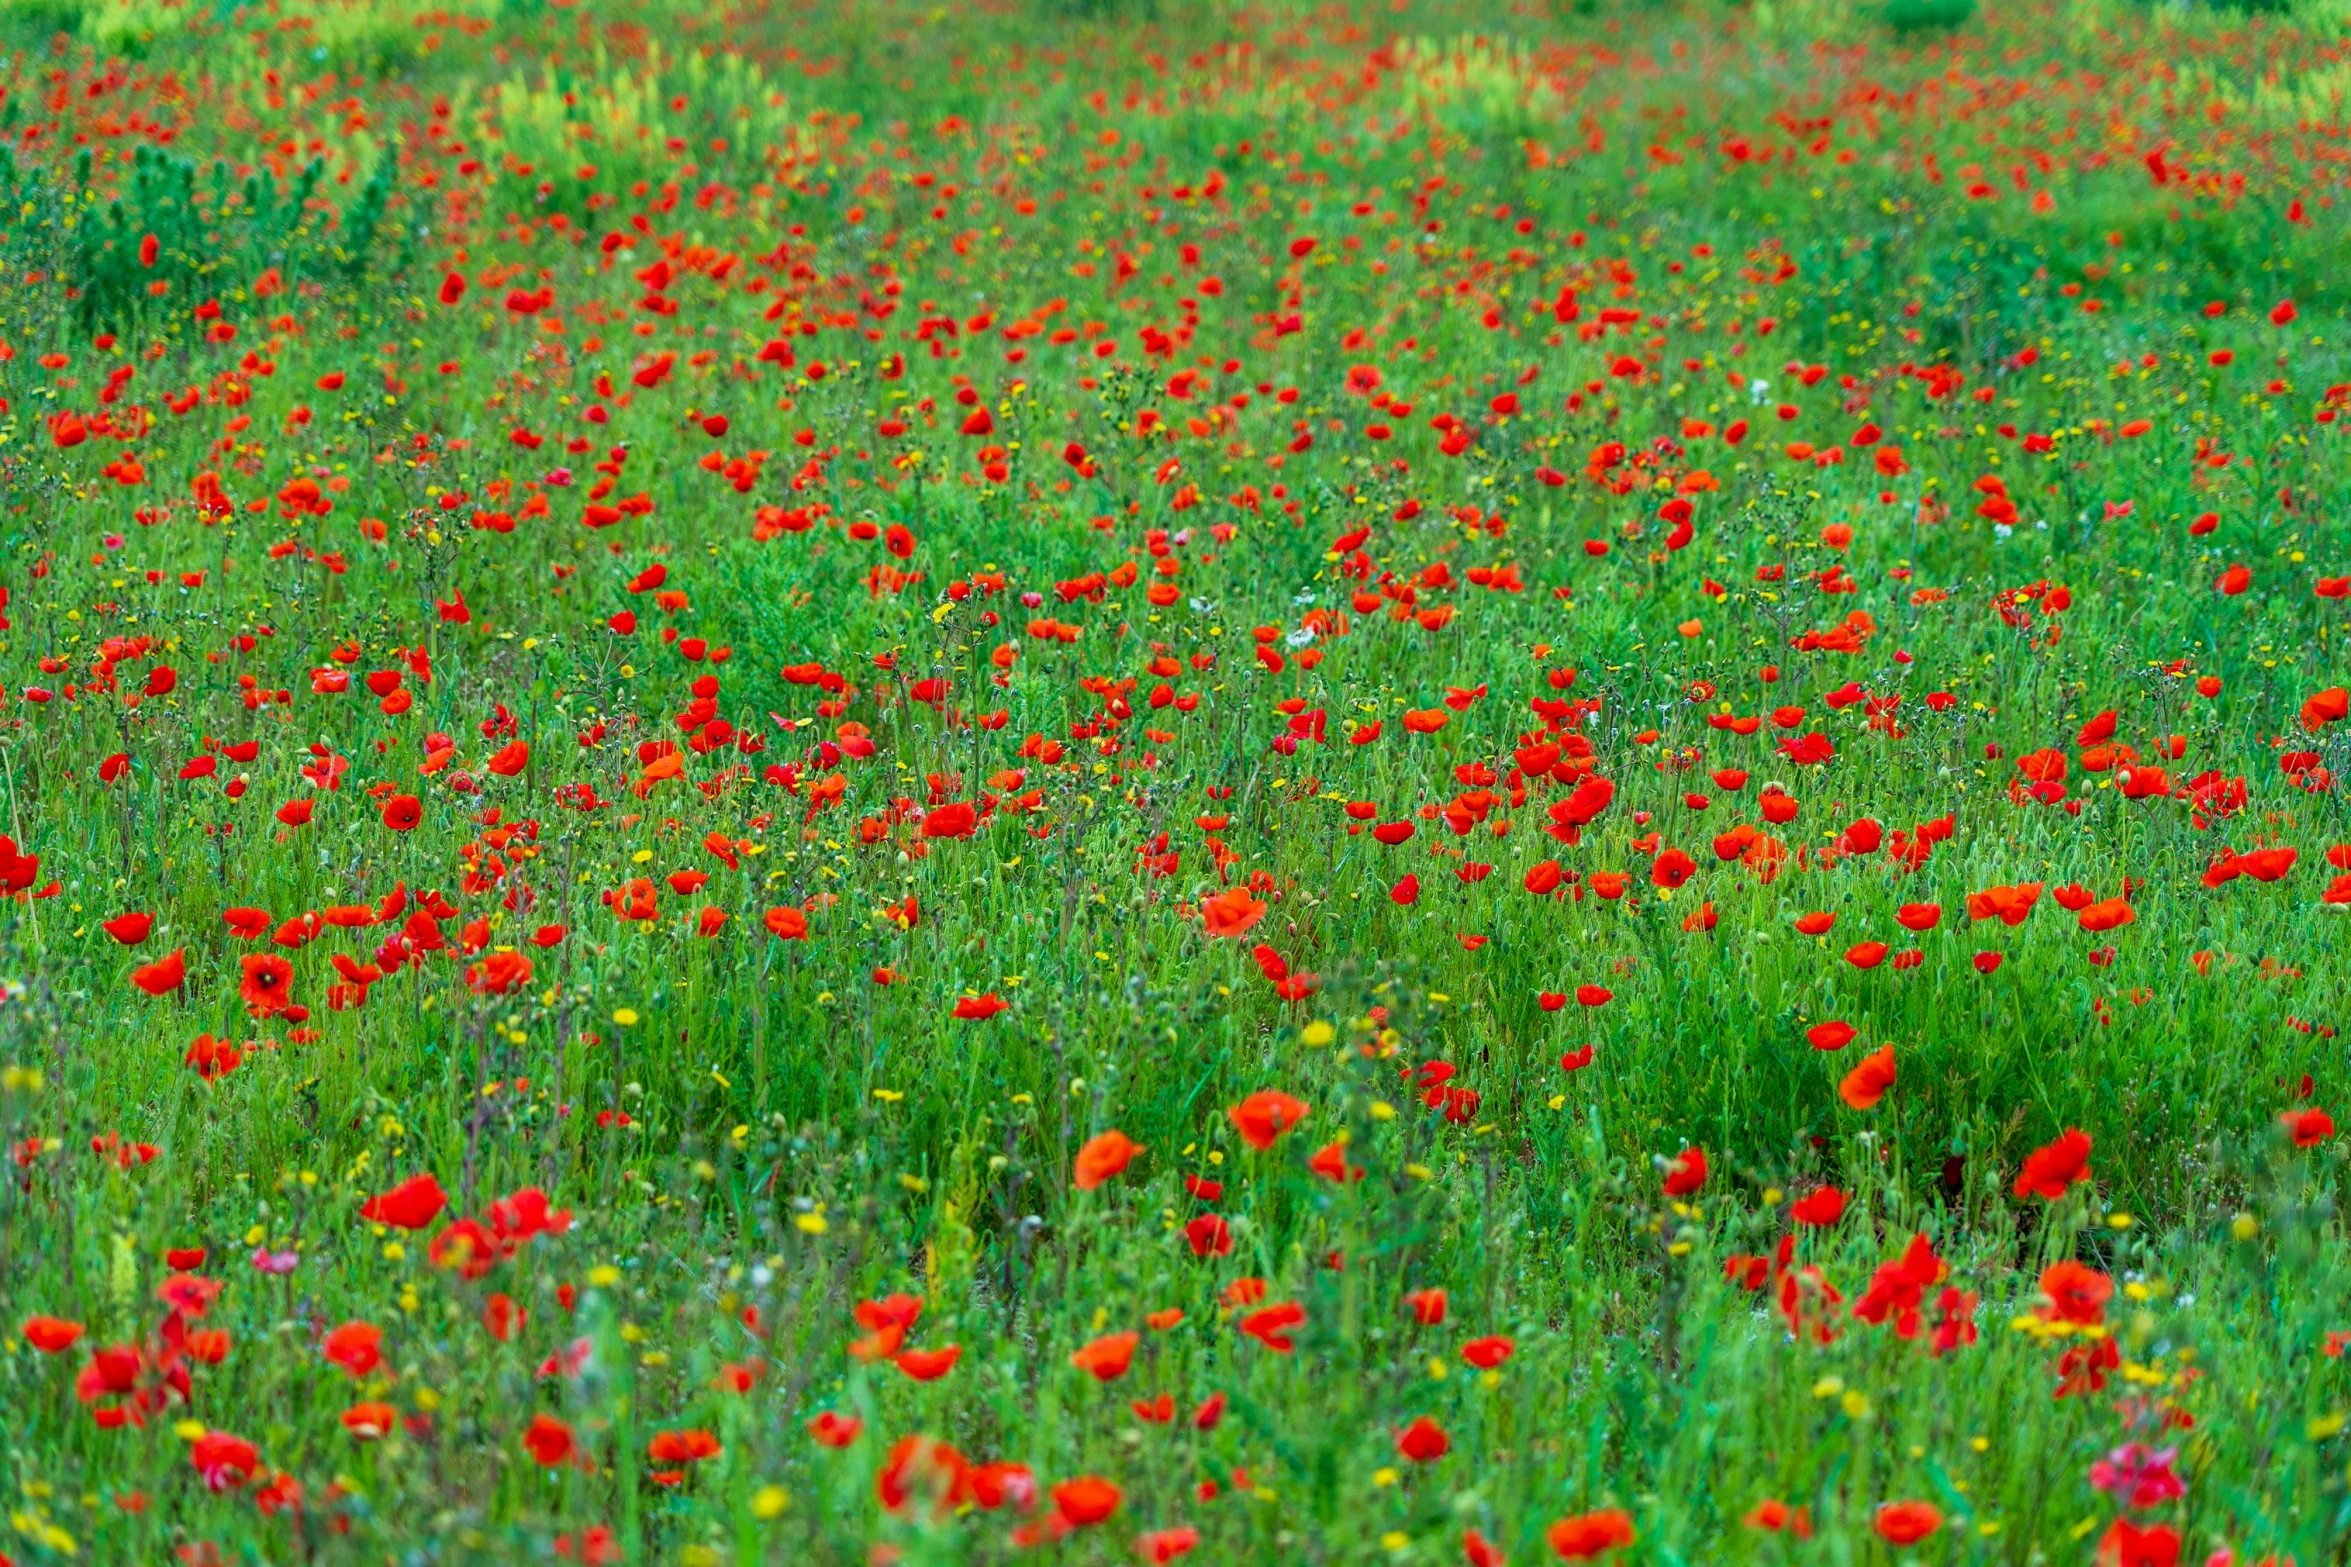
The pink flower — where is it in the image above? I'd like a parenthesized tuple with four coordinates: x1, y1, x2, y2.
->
(2088, 1444, 2184, 1510)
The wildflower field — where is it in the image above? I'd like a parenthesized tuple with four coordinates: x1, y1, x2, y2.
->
(6, 0, 2351, 1558)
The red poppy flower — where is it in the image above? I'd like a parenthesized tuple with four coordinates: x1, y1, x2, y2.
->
(2012, 1128, 2092, 1200)
(2098, 1518, 2181, 1567)
(1237, 1300, 1305, 1352)
(1072, 1130, 1141, 1190)
(101, 913, 153, 945)
(185, 1033, 244, 1081)
(1462, 1334, 1515, 1369)
(1661, 1146, 1707, 1197)
(1547, 1508, 1636, 1559)
(1874, 1501, 1943, 1545)
(2284, 1107, 2337, 1147)
(236, 953, 293, 1017)
(129, 948, 187, 996)
(1052, 1475, 1121, 1527)
(466, 950, 533, 995)
(322, 1322, 383, 1378)
(1069, 1331, 1137, 1381)
(359, 1173, 449, 1230)
(646, 1428, 721, 1464)
(342, 1402, 398, 1440)
(921, 801, 977, 839)
(1790, 1186, 1847, 1226)
(1139, 1527, 1203, 1564)
(2037, 1260, 2113, 1326)
(429, 1218, 501, 1279)
(1806, 1020, 1856, 1051)
(523, 1413, 576, 1467)
(1395, 1415, 1450, 1462)
(876, 1434, 970, 1514)
(807, 1411, 863, 1448)
(484, 1293, 524, 1341)
(1227, 1090, 1308, 1149)
(1838, 1045, 1898, 1110)
(22, 1315, 83, 1353)
(191, 1431, 261, 1493)
(1199, 886, 1268, 937)
(1184, 1214, 1233, 1257)
(894, 1344, 962, 1381)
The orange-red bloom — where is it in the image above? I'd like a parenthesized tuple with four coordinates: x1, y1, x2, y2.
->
(322, 1321, 383, 1378)
(1547, 1508, 1636, 1559)
(1874, 1501, 1943, 1545)
(1838, 1045, 1897, 1110)
(2037, 1260, 2113, 1326)
(342, 1402, 399, 1440)
(1395, 1415, 1450, 1462)
(1052, 1475, 1122, 1527)
(808, 1410, 863, 1448)
(130, 948, 187, 996)
(894, 1344, 962, 1381)
(2013, 1128, 2092, 1200)
(646, 1428, 721, 1464)
(22, 1315, 83, 1354)
(1199, 886, 1269, 937)
(1462, 1334, 1515, 1369)
(238, 953, 293, 1016)
(1238, 1300, 1305, 1353)
(877, 1434, 970, 1514)
(1069, 1331, 1138, 1381)
(1072, 1129, 1141, 1190)
(359, 1173, 449, 1230)
(1228, 1089, 1309, 1149)
(1744, 1499, 1812, 1537)
(523, 1413, 576, 1467)
(1662, 1146, 1707, 1197)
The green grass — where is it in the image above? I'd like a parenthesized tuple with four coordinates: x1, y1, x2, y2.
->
(0, 0, 2349, 1561)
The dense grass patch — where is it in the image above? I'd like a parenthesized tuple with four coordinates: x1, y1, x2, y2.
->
(0, 0, 2349, 1561)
